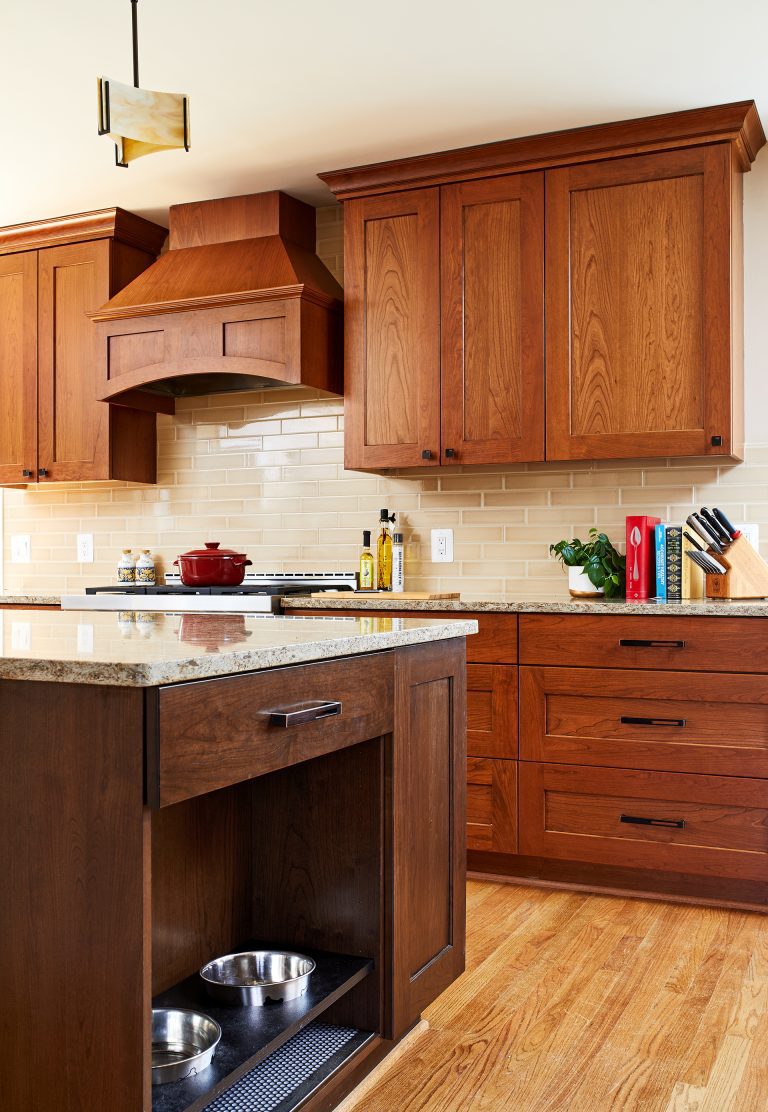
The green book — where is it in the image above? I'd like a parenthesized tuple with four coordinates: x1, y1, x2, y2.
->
(665, 525, 683, 602)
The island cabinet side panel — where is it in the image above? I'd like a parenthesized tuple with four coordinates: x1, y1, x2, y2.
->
(390, 638, 467, 1039)
(0, 681, 147, 1112)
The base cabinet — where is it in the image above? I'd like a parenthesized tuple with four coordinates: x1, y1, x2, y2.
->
(467, 757, 517, 854)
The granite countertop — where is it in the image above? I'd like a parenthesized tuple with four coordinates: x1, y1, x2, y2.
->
(0, 591, 62, 605)
(0, 610, 477, 687)
(281, 592, 768, 618)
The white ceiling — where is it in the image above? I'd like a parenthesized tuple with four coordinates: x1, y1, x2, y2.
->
(3, 0, 768, 229)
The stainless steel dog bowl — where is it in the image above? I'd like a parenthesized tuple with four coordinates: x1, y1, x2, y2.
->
(151, 1008, 221, 1085)
(200, 950, 316, 1006)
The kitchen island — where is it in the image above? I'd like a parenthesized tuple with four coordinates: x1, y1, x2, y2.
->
(0, 610, 475, 1112)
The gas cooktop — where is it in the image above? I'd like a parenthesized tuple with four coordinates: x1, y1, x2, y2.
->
(61, 573, 357, 613)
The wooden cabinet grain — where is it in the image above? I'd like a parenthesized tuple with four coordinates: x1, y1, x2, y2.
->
(0, 251, 37, 483)
(546, 146, 740, 460)
(344, 189, 441, 469)
(0, 210, 166, 485)
(322, 102, 763, 469)
(467, 756, 517, 854)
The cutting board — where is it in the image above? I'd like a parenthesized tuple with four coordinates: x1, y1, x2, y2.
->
(310, 591, 461, 600)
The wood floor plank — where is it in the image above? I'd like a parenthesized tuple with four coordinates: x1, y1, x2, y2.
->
(342, 882, 768, 1112)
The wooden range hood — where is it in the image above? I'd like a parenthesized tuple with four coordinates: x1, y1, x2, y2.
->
(93, 191, 343, 413)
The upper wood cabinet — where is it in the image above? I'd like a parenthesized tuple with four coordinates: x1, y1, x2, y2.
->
(344, 189, 441, 469)
(441, 174, 545, 464)
(320, 101, 765, 469)
(342, 177, 543, 469)
(546, 146, 739, 460)
(0, 210, 166, 485)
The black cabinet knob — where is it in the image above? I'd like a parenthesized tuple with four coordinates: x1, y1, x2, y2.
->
(711, 435, 723, 447)
(38, 468, 48, 478)
(22, 469, 33, 478)
(444, 448, 456, 458)
(421, 449, 433, 460)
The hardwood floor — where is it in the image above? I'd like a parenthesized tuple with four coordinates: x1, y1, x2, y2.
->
(348, 880, 768, 1110)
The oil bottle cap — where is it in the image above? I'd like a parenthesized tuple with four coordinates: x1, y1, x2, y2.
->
(380, 508, 395, 522)
(363, 530, 371, 546)
(393, 533, 403, 543)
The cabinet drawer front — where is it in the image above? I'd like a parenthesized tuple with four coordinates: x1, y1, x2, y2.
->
(153, 654, 393, 806)
(467, 664, 518, 758)
(520, 666, 768, 776)
(467, 757, 517, 853)
(519, 614, 765, 673)
(519, 762, 768, 880)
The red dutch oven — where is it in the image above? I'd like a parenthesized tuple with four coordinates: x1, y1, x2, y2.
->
(173, 541, 252, 587)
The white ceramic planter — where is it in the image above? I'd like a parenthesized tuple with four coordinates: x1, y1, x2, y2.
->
(568, 565, 605, 598)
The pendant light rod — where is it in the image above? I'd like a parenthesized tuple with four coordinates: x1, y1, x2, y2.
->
(131, 0, 139, 88)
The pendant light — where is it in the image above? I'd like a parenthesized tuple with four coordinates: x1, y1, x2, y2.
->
(97, 0, 190, 167)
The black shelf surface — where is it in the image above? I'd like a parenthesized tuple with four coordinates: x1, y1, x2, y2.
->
(152, 945, 374, 1112)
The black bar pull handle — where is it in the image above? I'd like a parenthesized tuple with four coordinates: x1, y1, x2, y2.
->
(270, 700, 342, 727)
(619, 639, 686, 649)
(620, 813, 685, 830)
(620, 716, 686, 728)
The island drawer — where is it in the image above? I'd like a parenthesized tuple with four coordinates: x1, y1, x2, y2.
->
(150, 652, 394, 806)
(467, 757, 518, 854)
(519, 762, 768, 881)
(467, 665, 518, 758)
(519, 614, 766, 673)
(519, 666, 768, 777)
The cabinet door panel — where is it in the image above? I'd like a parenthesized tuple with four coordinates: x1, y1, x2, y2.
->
(546, 145, 734, 460)
(466, 757, 517, 853)
(441, 174, 544, 463)
(0, 251, 37, 483)
(391, 640, 465, 1038)
(344, 190, 440, 469)
(37, 240, 112, 480)
(467, 664, 518, 757)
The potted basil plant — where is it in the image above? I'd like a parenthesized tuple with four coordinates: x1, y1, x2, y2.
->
(549, 529, 626, 598)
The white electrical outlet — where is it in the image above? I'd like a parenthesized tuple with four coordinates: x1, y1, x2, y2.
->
(431, 528, 454, 563)
(77, 623, 94, 653)
(10, 534, 30, 563)
(11, 621, 31, 651)
(76, 534, 94, 563)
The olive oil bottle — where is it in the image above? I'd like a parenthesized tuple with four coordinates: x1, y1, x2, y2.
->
(359, 530, 375, 590)
(377, 509, 396, 590)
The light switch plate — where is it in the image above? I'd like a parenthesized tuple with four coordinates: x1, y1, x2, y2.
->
(76, 534, 94, 563)
(431, 528, 454, 563)
(10, 534, 30, 563)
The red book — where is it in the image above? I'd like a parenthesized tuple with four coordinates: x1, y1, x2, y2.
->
(625, 515, 661, 599)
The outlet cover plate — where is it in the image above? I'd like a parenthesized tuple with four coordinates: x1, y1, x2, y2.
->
(76, 534, 94, 563)
(10, 534, 30, 563)
(431, 528, 454, 563)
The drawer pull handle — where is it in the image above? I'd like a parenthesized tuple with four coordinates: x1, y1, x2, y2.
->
(269, 700, 342, 727)
(620, 813, 685, 829)
(620, 716, 686, 728)
(619, 639, 686, 649)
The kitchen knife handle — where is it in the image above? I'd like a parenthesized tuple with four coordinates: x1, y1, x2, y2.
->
(620, 814, 685, 830)
(713, 507, 740, 539)
(270, 700, 342, 727)
(619, 639, 686, 649)
(620, 715, 686, 728)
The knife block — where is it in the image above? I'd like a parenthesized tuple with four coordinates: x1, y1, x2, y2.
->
(705, 535, 768, 599)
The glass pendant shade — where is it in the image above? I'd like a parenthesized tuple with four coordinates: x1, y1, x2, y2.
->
(98, 77, 190, 166)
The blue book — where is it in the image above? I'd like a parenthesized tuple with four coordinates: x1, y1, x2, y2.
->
(655, 523, 667, 599)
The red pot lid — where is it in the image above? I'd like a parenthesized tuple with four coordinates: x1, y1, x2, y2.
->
(178, 541, 247, 558)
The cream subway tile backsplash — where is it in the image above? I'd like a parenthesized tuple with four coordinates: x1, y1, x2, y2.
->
(5, 203, 768, 597)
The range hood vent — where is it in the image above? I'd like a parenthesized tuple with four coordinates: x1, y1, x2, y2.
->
(94, 191, 343, 410)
